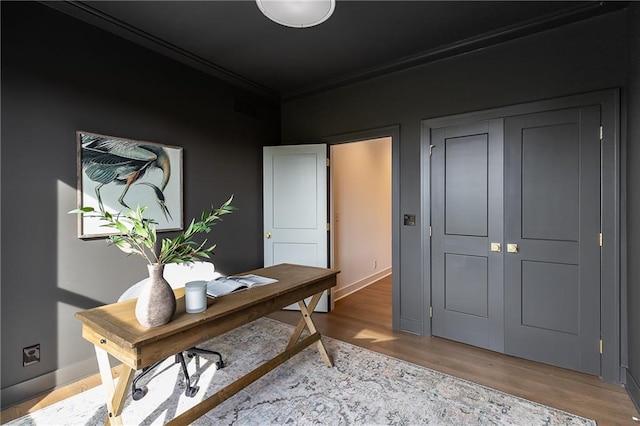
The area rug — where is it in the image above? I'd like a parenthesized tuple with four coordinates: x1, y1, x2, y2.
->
(7, 317, 595, 425)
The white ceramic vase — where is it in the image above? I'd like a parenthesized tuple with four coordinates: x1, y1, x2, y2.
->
(135, 263, 176, 327)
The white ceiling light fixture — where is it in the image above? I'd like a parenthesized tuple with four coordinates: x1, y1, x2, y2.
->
(256, 0, 335, 28)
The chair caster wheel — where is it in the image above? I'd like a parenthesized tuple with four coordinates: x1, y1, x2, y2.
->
(185, 386, 199, 397)
(132, 388, 145, 401)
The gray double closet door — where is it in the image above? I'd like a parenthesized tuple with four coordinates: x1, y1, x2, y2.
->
(431, 106, 601, 376)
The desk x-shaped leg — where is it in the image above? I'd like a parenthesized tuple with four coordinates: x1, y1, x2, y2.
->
(166, 289, 334, 425)
(286, 291, 333, 367)
(94, 346, 135, 425)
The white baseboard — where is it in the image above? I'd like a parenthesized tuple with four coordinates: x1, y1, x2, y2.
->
(1, 358, 97, 408)
(333, 267, 391, 301)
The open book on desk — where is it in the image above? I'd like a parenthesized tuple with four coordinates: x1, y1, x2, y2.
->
(206, 274, 279, 298)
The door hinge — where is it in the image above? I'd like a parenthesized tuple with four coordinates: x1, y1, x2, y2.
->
(599, 125, 603, 141)
(326, 158, 330, 167)
(429, 225, 432, 237)
(599, 232, 603, 247)
(429, 144, 436, 156)
(600, 339, 603, 354)
(429, 306, 433, 318)
(326, 223, 330, 231)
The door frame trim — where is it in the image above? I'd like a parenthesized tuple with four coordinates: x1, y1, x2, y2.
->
(323, 125, 402, 331)
(421, 88, 622, 383)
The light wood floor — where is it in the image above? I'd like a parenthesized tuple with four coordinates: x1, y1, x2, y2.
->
(271, 276, 639, 426)
(2, 276, 638, 425)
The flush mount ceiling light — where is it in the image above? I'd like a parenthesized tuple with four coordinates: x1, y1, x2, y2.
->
(256, 0, 335, 28)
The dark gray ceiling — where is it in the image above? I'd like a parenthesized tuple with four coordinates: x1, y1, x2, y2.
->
(46, 1, 625, 100)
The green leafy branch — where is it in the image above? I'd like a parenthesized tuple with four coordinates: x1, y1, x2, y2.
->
(158, 196, 235, 264)
(70, 195, 236, 265)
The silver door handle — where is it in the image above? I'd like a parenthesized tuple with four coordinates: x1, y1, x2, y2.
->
(507, 243, 518, 253)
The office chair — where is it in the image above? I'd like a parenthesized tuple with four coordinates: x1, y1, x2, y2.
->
(119, 261, 224, 400)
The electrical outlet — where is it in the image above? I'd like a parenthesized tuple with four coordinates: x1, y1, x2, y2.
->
(23, 344, 40, 367)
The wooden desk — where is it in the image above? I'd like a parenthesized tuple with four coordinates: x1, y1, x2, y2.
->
(75, 263, 339, 425)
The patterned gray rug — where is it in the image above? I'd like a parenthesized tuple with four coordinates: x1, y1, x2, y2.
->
(9, 317, 594, 425)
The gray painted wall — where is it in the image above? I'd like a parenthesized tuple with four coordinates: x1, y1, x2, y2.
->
(2, 0, 639, 408)
(282, 7, 633, 368)
(627, 2, 640, 394)
(1, 2, 279, 403)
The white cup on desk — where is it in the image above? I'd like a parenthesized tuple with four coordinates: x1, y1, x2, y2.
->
(185, 281, 207, 313)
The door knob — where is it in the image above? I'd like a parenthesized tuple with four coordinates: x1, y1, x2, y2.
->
(490, 242, 501, 252)
(265, 232, 272, 239)
(507, 243, 518, 253)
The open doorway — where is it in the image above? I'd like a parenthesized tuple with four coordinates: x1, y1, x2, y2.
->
(329, 137, 392, 325)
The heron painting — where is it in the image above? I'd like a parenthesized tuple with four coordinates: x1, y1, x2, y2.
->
(76, 131, 183, 238)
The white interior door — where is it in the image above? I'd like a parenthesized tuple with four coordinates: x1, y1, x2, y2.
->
(263, 144, 330, 311)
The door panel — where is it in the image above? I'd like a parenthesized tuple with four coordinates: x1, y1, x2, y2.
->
(431, 120, 504, 352)
(521, 123, 580, 241)
(521, 261, 579, 334)
(445, 254, 488, 317)
(263, 144, 330, 312)
(273, 242, 318, 266)
(272, 153, 320, 229)
(504, 107, 601, 375)
(445, 135, 488, 237)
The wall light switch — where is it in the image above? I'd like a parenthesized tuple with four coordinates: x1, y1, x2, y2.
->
(403, 214, 416, 226)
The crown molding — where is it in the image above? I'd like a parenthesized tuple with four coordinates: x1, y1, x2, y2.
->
(40, 1, 627, 103)
(281, 1, 627, 101)
(41, 1, 280, 101)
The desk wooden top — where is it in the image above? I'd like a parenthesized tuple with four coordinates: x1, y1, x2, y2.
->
(75, 263, 338, 369)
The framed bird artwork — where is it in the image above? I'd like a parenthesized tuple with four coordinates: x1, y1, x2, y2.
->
(76, 131, 183, 238)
